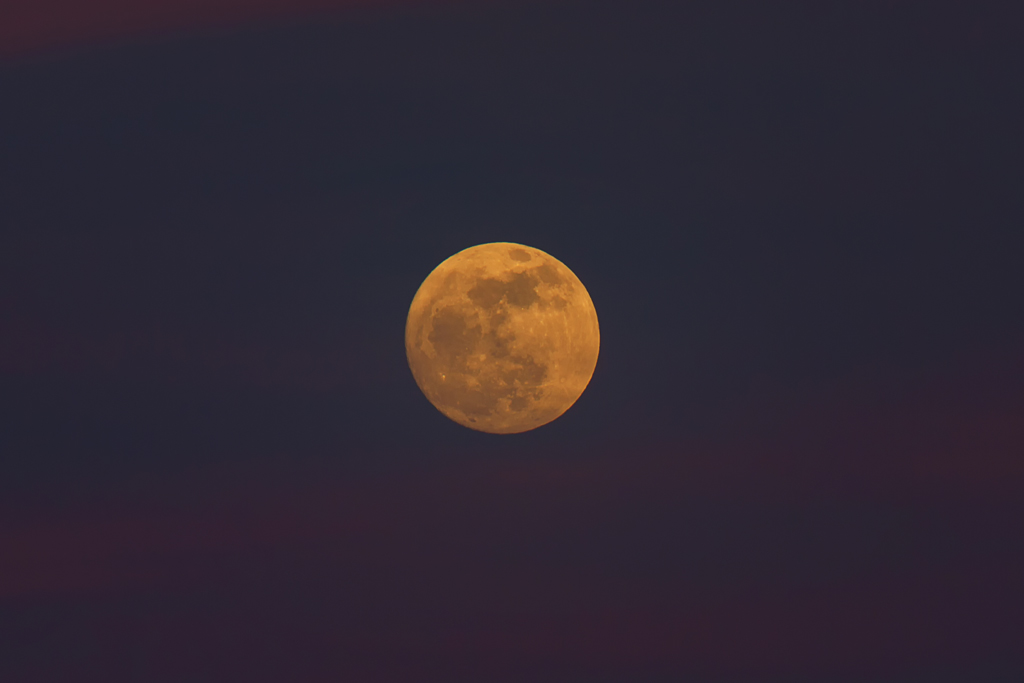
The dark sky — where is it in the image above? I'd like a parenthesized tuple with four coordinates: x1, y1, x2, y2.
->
(2, 1, 1023, 681)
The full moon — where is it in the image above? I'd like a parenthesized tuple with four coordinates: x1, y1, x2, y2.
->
(406, 242, 600, 434)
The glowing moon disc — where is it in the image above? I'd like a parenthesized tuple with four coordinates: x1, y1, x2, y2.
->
(406, 242, 599, 434)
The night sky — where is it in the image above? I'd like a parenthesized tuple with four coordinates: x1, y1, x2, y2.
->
(2, 1, 1023, 681)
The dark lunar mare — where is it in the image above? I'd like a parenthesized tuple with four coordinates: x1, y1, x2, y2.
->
(425, 270, 551, 420)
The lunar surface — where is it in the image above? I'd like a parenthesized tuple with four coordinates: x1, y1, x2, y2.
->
(406, 242, 600, 434)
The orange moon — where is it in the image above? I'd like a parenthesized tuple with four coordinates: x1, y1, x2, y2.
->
(405, 242, 600, 434)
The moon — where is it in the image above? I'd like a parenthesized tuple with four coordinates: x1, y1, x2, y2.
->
(406, 242, 600, 434)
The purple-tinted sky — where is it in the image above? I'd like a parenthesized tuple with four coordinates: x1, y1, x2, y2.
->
(1, 1, 1023, 681)
(0, 0, 454, 58)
